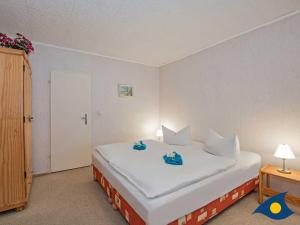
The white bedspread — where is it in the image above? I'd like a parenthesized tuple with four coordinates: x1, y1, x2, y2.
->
(96, 140, 236, 198)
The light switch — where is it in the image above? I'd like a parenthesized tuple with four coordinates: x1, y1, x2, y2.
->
(96, 110, 102, 117)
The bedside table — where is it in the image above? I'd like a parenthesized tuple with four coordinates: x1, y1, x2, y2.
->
(259, 164, 300, 206)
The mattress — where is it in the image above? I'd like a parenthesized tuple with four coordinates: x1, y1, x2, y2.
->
(96, 140, 236, 198)
(92, 144, 261, 225)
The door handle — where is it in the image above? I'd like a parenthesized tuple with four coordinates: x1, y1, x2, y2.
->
(81, 113, 87, 125)
(24, 116, 34, 123)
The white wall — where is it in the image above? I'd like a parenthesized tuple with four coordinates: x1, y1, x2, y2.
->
(160, 12, 300, 174)
(30, 12, 300, 196)
(30, 44, 159, 174)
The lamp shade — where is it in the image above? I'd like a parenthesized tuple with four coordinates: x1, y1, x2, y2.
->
(156, 129, 163, 137)
(274, 144, 295, 159)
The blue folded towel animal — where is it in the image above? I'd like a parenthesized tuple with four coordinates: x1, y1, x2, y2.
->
(133, 141, 147, 151)
(163, 151, 183, 165)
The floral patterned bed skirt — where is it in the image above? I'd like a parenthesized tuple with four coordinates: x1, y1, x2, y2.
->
(93, 165, 258, 225)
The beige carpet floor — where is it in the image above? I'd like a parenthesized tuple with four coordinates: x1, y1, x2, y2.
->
(0, 167, 299, 225)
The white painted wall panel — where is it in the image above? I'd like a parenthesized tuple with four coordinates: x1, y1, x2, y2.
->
(160, 13, 300, 194)
(30, 44, 159, 174)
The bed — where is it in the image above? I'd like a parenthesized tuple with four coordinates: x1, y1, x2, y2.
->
(92, 140, 261, 225)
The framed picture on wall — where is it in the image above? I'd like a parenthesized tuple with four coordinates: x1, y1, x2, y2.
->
(118, 84, 133, 97)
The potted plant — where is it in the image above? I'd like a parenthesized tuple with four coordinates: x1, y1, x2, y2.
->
(0, 33, 34, 54)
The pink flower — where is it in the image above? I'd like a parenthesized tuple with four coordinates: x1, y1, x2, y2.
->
(0, 33, 34, 54)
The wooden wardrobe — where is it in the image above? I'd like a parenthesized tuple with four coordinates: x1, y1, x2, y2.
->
(0, 48, 32, 212)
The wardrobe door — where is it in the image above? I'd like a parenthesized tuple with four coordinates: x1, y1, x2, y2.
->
(23, 60, 32, 198)
(0, 53, 26, 210)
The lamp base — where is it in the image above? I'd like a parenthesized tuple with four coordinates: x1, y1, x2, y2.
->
(277, 169, 292, 174)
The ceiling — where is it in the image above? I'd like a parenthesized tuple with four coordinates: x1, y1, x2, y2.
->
(1, 0, 300, 66)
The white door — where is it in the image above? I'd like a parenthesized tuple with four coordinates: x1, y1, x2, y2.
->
(51, 71, 91, 172)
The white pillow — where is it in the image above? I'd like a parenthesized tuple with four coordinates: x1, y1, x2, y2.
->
(205, 129, 240, 159)
(162, 126, 191, 146)
(206, 129, 223, 147)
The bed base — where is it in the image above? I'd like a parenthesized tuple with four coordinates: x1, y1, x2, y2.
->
(93, 165, 258, 225)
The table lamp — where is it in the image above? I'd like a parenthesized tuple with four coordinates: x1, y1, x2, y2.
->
(156, 129, 163, 141)
(274, 144, 295, 174)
